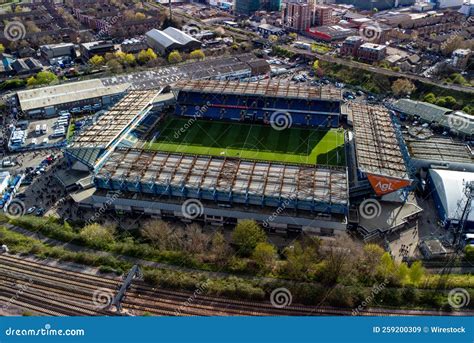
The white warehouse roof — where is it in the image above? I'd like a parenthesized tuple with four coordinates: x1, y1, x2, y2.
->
(429, 169, 474, 223)
(17, 79, 131, 112)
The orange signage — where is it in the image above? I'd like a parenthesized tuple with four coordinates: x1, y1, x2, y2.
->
(367, 174, 411, 196)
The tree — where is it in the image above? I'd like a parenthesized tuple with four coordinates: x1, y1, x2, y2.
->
(358, 244, 385, 283)
(231, 220, 266, 256)
(268, 35, 278, 44)
(210, 231, 231, 266)
(391, 78, 416, 96)
(167, 50, 182, 64)
(183, 224, 208, 255)
(138, 48, 158, 64)
(123, 53, 136, 65)
(423, 92, 436, 104)
(252, 242, 277, 273)
(79, 223, 115, 248)
(189, 49, 205, 60)
(26, 76, 37, 87)
(32, 70, 58, 85)
(106, 59, 123, 73)
(288, 32, 297, 40)
(0, 43, 4, 54)
(89, 55, 105, 66)
(141, 220, 173, 250)
(408, 261, 424, 286)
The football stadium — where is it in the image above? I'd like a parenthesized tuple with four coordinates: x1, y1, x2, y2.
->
(66, 79, 411, 235)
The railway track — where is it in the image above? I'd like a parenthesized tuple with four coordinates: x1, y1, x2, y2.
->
(0, 254, 471, 316)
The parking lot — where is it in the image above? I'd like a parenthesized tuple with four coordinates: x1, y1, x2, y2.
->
(101, 67, 185, 90)
(23, 117, 67, 148)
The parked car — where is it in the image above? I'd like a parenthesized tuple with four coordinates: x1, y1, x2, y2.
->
(26, 206, 36, 215)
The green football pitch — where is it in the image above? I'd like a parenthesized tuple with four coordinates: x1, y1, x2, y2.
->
(144, 117, 346, 166)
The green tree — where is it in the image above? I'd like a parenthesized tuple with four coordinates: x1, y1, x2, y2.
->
(0, 43, 4, 54)
(79, 223, 115, 248)
(231, 220, 266, 256)
(423, 92, 436, 103)
(89, 55, 105, 66)
(167, 50, 182, 64)
(288, 32, 297, 40)
(138, 48, 158, 64)
(26, 76, 37, 87)
(189, 49, 205, 60)
(252, 242, 277, 273)
(34, 71, 57, 85)
(408, 261, 424, 286)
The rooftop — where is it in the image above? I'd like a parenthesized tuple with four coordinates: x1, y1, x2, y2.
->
(350, 103, 408, 180)
(174, 79, 342, 101)
(69, 90, 160, 149)
(95, 148, 349, 207)
(17, 79, 130, 112)
(405, 137, 473, 164)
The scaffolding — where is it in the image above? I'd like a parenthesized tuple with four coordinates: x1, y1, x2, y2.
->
(69, 90, 159, 149)
(351, 104, 408, 180)
(174, 79, 342, 102)
(94, 148, 349, 214)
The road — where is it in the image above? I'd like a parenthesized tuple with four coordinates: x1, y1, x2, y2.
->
(287, 46, 474, 94)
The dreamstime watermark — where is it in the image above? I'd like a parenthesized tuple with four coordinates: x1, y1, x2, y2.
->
(92, 288, 114, 309)
(4, 199, 26, 219)
(1, 277, 33, 312)
(447, 115, 470, 132)
(94, 14, 121, 40)
(173, 101, 211, 139)
(181, 199, 204, 220)
(270, 287, 292, 308)
(262, 192, 297, 228)
(3, 21, 26, 41)
(182, 23, 202, 37)
(174, 279, 210, 315)
(359, 21, 382, 42)
(84, 191, 122, 226)
(269, 111, 292, 131)
(448, 288, 470, 309)
(5, 324, 85, 337)
(359, 199, 382, 220)
(352, 280, 387, 315)
(440, 15, 474, 51)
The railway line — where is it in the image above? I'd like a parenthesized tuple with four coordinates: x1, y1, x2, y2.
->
(0, 254, 472, 316)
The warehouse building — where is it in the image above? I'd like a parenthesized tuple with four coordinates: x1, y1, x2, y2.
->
(145, 27, 201, 55)
(16, 79, 130, 117)
(392, 99, 473, 138)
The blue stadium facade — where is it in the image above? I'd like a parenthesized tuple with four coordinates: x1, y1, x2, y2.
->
(173, 80, 342, 128)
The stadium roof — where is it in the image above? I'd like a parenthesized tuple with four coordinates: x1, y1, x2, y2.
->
(392, 99, 473, 136)
(174, 79, 342, 101)
(96, 148, 348, 206)
(17, 79, 130, 112)
(429, 169, 474, 222)
(350, 103, 408, 180)
(69, 90, 160, 149)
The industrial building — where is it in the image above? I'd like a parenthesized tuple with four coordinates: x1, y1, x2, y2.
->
(145, 27, 201, 55)
(392, 99, 473, 138)
(16, 79, 130, 117)
(40, 43, 76, 61)
(80, 41, 116, 61)
(428, 169, 474, 231)
(173, 79, 342, 127)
